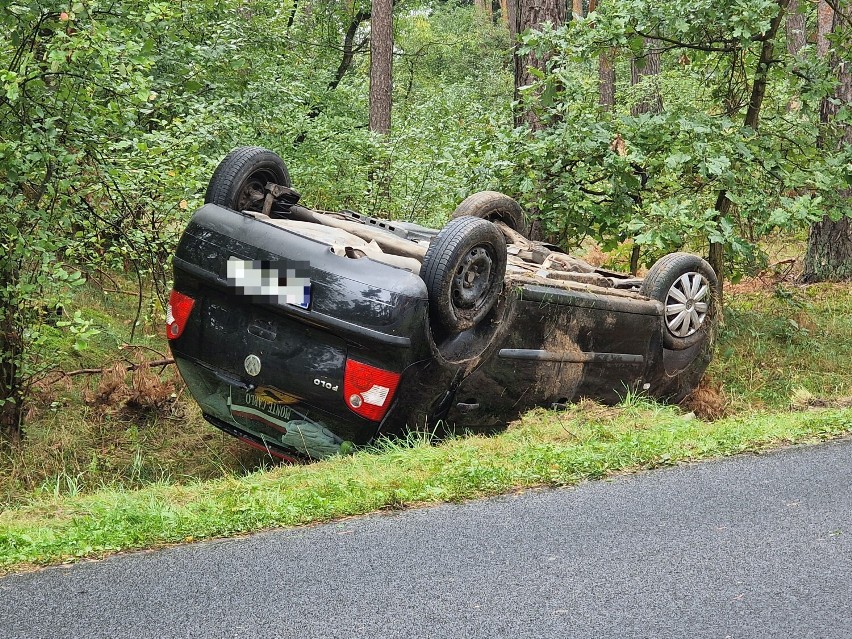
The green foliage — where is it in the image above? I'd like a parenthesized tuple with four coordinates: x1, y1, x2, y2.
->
(0, 0, 513, 429)
(496, 0, 851, 273)
(286, 2, 513, 218)
(0, 1, 214, 423)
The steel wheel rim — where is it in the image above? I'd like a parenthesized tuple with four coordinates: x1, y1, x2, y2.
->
(452, 246, 494, 311)
(664, 272, 711, 338)
(237, 169, 278, 211)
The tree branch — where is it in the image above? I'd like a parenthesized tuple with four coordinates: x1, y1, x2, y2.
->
(328, 9, 371, 91)
(632, 29, 742, 53)
(53, 359, 175, 380)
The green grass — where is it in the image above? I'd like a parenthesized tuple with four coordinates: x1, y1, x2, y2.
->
(708, 283, 852, 408)
(1, 402, 849, 572)
(1, 278, 850, 573)
(1, 279, 274, 507)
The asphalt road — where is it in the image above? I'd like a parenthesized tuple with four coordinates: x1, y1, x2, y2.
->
(2, 438, 851, 638)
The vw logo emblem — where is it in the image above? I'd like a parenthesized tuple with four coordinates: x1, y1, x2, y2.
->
(244, 354, 262, 377)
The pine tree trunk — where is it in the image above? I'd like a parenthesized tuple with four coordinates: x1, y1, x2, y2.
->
(572, 0, 583, 18)
(0, 286, 23, 440)
(513, 0, 566, 129)
(500, 0, 510, 27)
(786, 0, 806, 56)
(589, 0, 615, 111)
(803, 218, 852, 281)
(369, 0, 393, 135)
(598, 48, 615, 110)
(786, 0, 806, 111)
(803, 1, 852, 282)
(817, 0, 834, 58)
(630, 39, 662, 116)
(710, 0, 789, 301)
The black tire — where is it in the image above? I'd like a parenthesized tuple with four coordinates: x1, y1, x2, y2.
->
(640, 252, 719, 350)
(421, 216, 507, 333)
(204, 146, 291, 212)
(451, 191, 527, 237)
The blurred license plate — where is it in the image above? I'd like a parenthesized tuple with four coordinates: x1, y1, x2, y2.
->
(226, 257, 311, 308)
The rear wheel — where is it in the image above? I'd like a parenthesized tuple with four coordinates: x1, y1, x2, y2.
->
(205, 146, 291, 212)
(451, 191, 527, 237)
(421, 216, 507, 333)
(640, 253, 718, 350)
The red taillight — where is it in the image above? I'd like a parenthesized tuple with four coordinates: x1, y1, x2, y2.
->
(166, 290, 196, 340)
(343, 359, 401, 422)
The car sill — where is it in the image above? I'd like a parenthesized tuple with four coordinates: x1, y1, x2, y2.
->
(519, 284, 662, 315)
(498, 349, 644, 364)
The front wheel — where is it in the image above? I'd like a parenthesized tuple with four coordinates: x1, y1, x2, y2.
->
(204, 146, 291, 213)
(451, 191, 528, 237)
(640, 253, 718, 350)
(420, 216, 507, 333)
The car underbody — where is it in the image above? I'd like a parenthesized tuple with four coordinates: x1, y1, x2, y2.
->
(167, 147, 719, 460)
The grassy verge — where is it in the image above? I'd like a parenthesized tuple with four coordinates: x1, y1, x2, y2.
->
(1, 278, 850, 573)
(710, 282, 852, 408)
(1, 401, 850, 573)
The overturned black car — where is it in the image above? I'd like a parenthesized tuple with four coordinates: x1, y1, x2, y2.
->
(168, 147, 718, 460)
